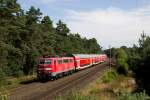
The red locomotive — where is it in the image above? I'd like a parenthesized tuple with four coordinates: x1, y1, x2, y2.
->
(37, 54, 107, 80)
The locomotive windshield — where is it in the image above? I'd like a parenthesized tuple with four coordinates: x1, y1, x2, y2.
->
(39, 59, 52, 64)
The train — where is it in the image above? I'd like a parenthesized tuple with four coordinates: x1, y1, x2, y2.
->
(37, 54, 107, 80)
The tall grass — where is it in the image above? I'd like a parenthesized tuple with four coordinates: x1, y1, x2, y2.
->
(55, 91, 96, 100)
(0, 87, 8, 100)
(117, 92, 150, 100)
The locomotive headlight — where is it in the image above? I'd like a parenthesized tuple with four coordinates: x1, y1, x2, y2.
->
(45, 68, 52, 70)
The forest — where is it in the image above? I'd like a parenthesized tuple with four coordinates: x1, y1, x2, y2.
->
(0, 0, 101, 79)
(105, 32, 150, 96)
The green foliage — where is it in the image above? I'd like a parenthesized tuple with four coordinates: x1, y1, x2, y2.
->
(117, 63, 128, 75)
(127, 46, 141, 72)
(26, 6, 42, 24)
(101, 69, 118, 83)
(56, 20, 70, 36)
(0, 69, 6, 87)
(135, 34, 150, 95)
(3, 64, 24, 77)
(125, 32, 150, 95)
(116, 48, 128, 75)
(0, 0, 102, 83)
(104, 47, 117, 58)
(117, 92, 149, 100)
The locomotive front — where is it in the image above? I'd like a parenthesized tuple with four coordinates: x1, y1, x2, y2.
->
(37, 58, 53, 80)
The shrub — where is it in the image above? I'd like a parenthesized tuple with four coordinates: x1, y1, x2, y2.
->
(117, 63, 128, 75)
(0, 69, 6, 87)
(101, 69, 118, 83)
(3, 64, 24, 77)
(116, 49, 129, 75)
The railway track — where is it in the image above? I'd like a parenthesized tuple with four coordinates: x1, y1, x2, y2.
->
(9, 61, 108, 100)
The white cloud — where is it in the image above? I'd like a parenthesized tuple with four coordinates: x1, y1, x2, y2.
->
(64, 6, 150, 49)
(39, 0, 73, 4)
(40, 0, 55, 3)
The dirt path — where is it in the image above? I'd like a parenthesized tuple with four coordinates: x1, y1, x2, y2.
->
(9, 62, 108, 100)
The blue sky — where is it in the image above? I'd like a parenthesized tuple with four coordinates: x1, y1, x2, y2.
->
(17, 0, 150, 48)
(18, 0, 146, 21)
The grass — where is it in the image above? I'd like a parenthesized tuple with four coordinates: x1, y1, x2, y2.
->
(0, 74, 37, 100)
(117, 92, 149, 100)
(55, 68, 149, 100)
(0, 87, 8, 100)
(1, 74, 37, 89)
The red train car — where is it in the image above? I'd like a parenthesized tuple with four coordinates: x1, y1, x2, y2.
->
(37, 57, 75, 80)
(37, 54, 107, 80)
(72, 54, 92, 70)
(72, 54, 107, 70)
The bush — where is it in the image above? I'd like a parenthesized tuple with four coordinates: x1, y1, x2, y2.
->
(0, 69, 6, 87)
(101, 69, 118, 83)
(117, 63, 128, 75)
(116, 49, 129, 75)
(3, 64, 24, 77)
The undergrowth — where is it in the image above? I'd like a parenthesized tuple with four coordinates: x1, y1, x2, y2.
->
(55, 68, 150, 100)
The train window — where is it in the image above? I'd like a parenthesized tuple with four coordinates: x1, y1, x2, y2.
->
(39, 60, 44, 64)
(58, 60, 62, 64)
(39, 59, 51, 64)
(63, 59, 68, 63)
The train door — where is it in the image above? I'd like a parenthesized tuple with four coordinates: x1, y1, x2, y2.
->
(54, 60, 57, 73)
(76, 60, 80, 70)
